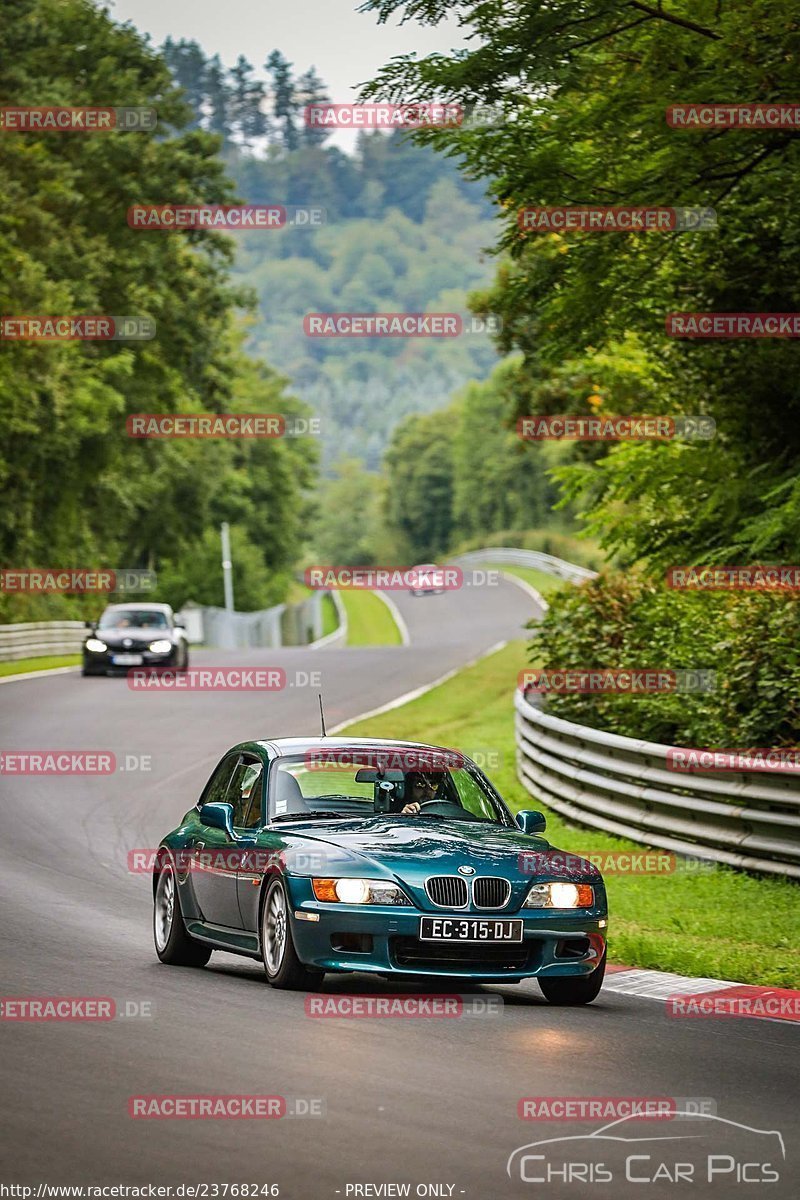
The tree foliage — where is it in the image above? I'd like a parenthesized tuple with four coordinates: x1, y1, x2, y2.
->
(0, 0, 315, 619)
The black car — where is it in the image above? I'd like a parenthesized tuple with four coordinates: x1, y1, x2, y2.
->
(82, 602, 189, 675)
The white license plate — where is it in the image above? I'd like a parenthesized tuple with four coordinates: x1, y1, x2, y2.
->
(419, 917, 523, 942)
(112, 653, 143, 665)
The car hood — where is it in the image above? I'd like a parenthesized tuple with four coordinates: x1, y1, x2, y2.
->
(92, 627, 172, 645)
(275, 816, 601, 908)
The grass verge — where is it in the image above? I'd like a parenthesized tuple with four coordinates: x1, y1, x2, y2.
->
(340, 640, 798, 987)
(341, 590, 403, 647)
(481, 562, 571, 599)
(320, 593, 339, 639)
(0, 654, 81, 678)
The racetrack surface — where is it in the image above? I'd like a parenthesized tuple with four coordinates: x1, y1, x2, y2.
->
(1, 577, 797, 1196)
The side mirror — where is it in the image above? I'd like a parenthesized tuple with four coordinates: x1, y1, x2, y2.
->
(516, 809, 546, 835)
(84, 620, 96, 630)
(199, 802, 235, 838)
(174, 619, 185, 630)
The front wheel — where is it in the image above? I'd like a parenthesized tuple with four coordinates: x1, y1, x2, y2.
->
(261, 877, 323, 990)
(538, 951, 606, 1006)
(154, 861, 211, 967)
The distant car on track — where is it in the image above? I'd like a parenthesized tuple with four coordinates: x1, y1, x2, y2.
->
(152, 737, 608, 1003)
(408, 563, 447, 595)
(82, 601, 188, 675)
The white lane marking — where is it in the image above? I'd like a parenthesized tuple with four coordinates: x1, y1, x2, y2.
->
(0, 665, 80, 686)
(374, 590, 410, 646)
(329, 639, 508, 732)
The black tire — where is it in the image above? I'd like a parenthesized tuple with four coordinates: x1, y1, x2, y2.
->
(261, 877, 323, 990)
(538, 950, 606, 1006)
(176, 642, 189, 671)
(153, 860, 211, 967)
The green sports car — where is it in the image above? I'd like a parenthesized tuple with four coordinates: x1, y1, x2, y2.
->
(152, 737, 608, 1003)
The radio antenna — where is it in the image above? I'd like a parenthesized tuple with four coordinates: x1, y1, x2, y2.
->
(318, 693, 327, 738)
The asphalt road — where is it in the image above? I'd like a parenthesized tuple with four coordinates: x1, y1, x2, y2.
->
(1, 576, 797, 1197)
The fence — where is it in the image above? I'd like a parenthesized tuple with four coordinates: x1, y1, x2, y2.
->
(0, 620, 86, 662)
(515, 689, 800, 879)
(188, 589, 338, 650)
(0, 592, 342, 660)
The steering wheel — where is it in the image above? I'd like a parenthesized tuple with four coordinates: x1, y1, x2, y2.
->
(417, 799, 469, 817)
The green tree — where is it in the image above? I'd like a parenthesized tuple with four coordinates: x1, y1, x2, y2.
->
(383, 412, 455, 560)
(266, 51, 298, 151)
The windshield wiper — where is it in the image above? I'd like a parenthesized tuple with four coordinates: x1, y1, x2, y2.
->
(271, 812, 352, 823)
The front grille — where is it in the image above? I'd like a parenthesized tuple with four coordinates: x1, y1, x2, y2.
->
(392, 937, 529, 971)
(425, 876, 469, 908)
(473, 877, 511, 910)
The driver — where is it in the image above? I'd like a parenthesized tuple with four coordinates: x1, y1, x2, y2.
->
(399, 771, 442, 815)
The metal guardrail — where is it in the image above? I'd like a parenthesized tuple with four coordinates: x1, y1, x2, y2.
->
(515, 689, 800, 879)
(193, 589, 335, 650)
(0, 620, 85, 662)
(453, 546, 597, 584)
(0, 591, 341, 659)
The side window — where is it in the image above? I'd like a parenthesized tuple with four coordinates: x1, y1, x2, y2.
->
(199, 754, 238, 808)
(226, 758, 264, 828)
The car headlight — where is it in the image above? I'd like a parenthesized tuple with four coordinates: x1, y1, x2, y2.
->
(523, 882, 595, 909)
(85, 638, 107, 653)
(149, 639, 172, 654)
(311, 878, 411, 905)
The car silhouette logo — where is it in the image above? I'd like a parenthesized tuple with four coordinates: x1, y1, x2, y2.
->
(458, 865, 475, 875)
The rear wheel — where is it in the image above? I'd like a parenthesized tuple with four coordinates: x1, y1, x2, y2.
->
(538, 950, 606, 1006)
(261, 877, 323, 990)
(154, 861, 211, 966)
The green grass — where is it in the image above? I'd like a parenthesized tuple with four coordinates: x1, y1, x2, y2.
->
(320, 593, 339, 639)
(0, 654, 81, 677)
(340, 640, 799, 987)
(341, 589, 403, 647)
(479, 562, 571, 598)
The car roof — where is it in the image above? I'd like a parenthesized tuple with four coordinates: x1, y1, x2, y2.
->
(255, 736, 460, 757)
(102, 602, 173, 613)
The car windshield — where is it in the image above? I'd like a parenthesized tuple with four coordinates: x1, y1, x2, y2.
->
(271, 756, 514, 825)
(98, 609, 169, 630)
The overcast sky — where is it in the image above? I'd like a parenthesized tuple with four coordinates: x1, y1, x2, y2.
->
(106, 0, 466, 146)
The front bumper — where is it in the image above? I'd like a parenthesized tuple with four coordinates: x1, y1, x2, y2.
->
(287, 882, 606, 981)
(83, 647, 178, 673)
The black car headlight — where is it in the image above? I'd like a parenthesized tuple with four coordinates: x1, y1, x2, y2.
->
(311, 878, 411, 905)
(85, 637, 108, 653)
(148, 639, 172, 654)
